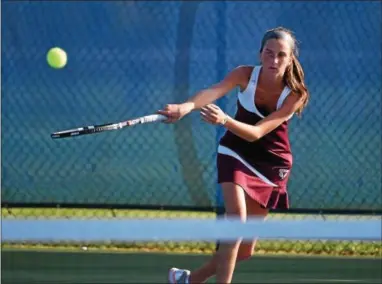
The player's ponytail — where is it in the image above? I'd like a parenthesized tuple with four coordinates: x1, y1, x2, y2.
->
(284, 55, 309, 116)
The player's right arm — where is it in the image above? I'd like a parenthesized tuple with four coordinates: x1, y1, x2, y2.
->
(157, 66, 251, 123)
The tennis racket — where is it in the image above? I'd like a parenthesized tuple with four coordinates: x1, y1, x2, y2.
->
(51, 114, 167, 139)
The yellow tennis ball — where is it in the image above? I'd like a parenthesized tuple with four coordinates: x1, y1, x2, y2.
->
(47, 47, 67, 69)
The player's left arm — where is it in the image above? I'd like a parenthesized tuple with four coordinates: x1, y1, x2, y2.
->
(222, 93, 304, 142)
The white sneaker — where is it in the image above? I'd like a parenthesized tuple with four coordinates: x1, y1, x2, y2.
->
(168, 267, 191, 284)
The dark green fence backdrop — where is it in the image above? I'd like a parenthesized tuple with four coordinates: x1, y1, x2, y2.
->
(2, 1, 381, 211)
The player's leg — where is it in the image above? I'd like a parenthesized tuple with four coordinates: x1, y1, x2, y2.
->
(169, 182, 247, 284)
(170, 200, 224, 284)
(168, 185, 269, 284)
(184, 192, 269, 283)
(215, 182, 248, 284)
(236, 193, 269, 261)
(185, 182, 247, 284)
(172, 185, 268, 284)
(215, 192, 268, 261)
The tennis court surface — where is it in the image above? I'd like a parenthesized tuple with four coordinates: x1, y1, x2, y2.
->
(2, 249, 381, 284)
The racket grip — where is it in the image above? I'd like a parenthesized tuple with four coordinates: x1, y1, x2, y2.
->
(129, 114, 167, 126)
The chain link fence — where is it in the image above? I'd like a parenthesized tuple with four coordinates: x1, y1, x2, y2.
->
(2, 1, 381, 256)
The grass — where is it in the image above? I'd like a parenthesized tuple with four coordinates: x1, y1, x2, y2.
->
(2, 207, 381, 257)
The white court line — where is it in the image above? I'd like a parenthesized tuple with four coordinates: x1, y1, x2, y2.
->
(253, 279, 380, 283)
(296, 279, 381, 283)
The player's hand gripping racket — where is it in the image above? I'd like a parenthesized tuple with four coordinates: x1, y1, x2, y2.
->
(51, 114, 167, 139)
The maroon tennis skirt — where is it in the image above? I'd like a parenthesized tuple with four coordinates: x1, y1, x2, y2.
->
(217, 153, 290, 209)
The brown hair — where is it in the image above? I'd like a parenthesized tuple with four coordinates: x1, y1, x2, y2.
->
(260, 27, 309, 116)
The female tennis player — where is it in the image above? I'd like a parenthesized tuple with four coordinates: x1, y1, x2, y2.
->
(159, 27, 310, 284)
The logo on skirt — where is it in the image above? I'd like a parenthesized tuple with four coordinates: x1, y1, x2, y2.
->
(279, 169, 289, 180)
